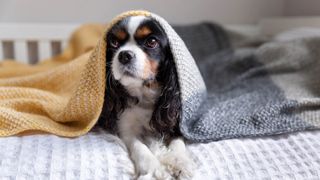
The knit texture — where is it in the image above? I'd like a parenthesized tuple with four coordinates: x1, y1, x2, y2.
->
(1, 12, 320, 179)
(179, 27, 320, 142)
(1, 127, 320, 179)
(1, 10, 320, 143)
(0, 10, 151, 137)
(0, 10, 208, 139)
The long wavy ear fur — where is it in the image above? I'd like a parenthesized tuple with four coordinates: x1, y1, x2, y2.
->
(98, 37, 134, 133)
(150, 47, 182, 138)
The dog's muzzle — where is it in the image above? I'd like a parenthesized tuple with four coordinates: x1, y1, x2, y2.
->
(118, 50, 135, 65)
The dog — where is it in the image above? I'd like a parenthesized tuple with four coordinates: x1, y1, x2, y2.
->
(98, 16, 195, 179)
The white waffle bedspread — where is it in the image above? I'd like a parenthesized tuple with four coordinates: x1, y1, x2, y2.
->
(1, 128, 320, 180)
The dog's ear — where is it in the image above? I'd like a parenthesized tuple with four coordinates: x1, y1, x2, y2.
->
(98, 33, 130, 133)
(150, 48, 182, 137)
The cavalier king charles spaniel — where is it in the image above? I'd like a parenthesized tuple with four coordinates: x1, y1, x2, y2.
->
(99, 16, 194, 180)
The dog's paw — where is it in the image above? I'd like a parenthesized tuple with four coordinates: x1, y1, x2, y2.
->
(135, 153, 172, 180)
(136, 166, 172, 180)
(153, 165, 173, 180)
(137, 165, 172, 180)
(160, 151, 195, 180)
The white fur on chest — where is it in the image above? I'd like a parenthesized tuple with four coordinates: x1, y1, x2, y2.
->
(117, 65, 161, 140)
(126, 85, 160, 103)
(118, 105, 153, 138)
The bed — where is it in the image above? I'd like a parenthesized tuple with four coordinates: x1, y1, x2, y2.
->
(0, 21, 320, 180)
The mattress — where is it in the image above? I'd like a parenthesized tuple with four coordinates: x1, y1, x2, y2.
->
(1, 128, 319, 179)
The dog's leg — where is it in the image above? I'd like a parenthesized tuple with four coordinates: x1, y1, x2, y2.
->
(118, 112, 171, 180)
(160, 138, 195, 180)
(122, 136, 171, 180)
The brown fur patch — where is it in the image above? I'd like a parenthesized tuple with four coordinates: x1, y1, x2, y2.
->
(143, 59, 152, 79)
(149, 60, 159, 74)
(115, 30, 127, 40)
(136, 26, 152, 38)
(143, 59, 159, 89)
(143, 58, 159, 80)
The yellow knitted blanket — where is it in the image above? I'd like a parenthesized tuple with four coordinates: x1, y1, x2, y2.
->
(0, 10, 151, 137)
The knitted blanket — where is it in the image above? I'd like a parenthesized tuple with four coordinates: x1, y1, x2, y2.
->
(181, 27, 320, 142)
(2, 128, 320, 179)
(1, 10, 320, 143)
(0, 10, 205, 139)
(0, 24, 105, 137)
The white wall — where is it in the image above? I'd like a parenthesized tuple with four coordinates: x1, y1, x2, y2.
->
(284, 0, 320, 16)
(0, 0, 285, 24)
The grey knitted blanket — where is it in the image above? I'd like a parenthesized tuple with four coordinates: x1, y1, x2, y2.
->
(173, 24, 320, 142)
(103, 12, 320, 143)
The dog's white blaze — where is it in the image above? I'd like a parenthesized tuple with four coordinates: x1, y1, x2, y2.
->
(113, 42, 146, 88)
(112, 16, 148, 88)
(127, 16, 146, 37)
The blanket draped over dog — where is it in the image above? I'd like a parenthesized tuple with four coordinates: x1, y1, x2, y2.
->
(1, 10, 320, 142)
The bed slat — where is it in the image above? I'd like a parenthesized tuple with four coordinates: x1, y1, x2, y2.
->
(38, 41, 52, 61)
(0, 42, 3, 60)
(14, 41, 29, 64)
(61, 41, 68, 51)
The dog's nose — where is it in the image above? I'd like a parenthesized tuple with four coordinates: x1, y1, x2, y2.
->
(118, 51, 135, 65)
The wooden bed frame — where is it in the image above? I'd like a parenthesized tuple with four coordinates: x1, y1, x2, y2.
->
(0, 23, 79, 64)
(1, 16, 320, 64)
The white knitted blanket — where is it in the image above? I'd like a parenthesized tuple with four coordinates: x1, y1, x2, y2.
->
(1, 128, 319, 179)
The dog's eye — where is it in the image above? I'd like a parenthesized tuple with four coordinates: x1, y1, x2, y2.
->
(110, 38, 119, 48)
(145, 37, 159, 49)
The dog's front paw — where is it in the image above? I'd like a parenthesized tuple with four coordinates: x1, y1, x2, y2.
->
(135, 153, 172, 180)
(153, 164, 173, 180)
(137, 165, 172, 180)
(160, 151, 195, 180)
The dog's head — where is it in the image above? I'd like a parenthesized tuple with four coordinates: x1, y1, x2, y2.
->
(102, 16, 181, 136)
(107, 16, 169, 87)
